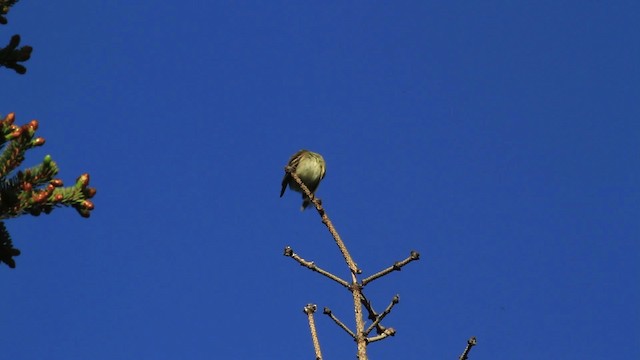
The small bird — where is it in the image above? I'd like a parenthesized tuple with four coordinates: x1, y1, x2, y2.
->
(280, 150, 326, 210)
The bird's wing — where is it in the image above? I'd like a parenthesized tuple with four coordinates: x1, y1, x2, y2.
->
(280, 150, 306, 197)
(280, 173, 290, 197)
(288, 150, 306, 168)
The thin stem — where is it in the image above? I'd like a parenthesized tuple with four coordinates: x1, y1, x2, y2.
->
(458, 336, 477, 360)
(286, 169, 361, 274)
(303, 304, 323, 360)
(322, 307, 355, 339)
(366, 328, 396, 343)
(283, 246, 350, 288)
(361, 251, 420, 286)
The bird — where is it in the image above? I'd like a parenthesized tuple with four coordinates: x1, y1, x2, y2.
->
(280, 150, 326, 210)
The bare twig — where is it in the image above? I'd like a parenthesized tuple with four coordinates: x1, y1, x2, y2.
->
(366, 328, 396, 343)
(458, 336, 477, 360)
(286, 168, 361, 274)
(360, 292, 387, 335)
(303, 304, 323, 360)
(365, 295, 399, 336)
(285, 166, 368, 358)
(361, 251, 420, 286)
(323, 307, 355, 339)
(283, 246, 350, 288)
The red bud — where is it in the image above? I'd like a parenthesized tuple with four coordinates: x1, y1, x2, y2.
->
(84, 187, 97, 198)
(32, 137, 45, 146)
(82, 200, 95, 210)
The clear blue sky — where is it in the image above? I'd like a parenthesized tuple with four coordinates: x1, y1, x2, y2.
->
(2, 2, 638, 359)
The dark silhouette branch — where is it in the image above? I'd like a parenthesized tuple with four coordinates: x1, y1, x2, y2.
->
(458, 336, 477, 360)
(360, 292, 388, 335)
(0, 0, 20, 25)
(0, 2, 32, 74)
(0, 221, 19, 267)
(0, 34, 31, 74)
(365, 295, 399, 336)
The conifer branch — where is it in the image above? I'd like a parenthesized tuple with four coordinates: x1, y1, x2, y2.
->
(0, 113, 96, 268)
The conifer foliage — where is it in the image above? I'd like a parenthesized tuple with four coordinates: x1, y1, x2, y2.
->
(0, 1, 96, 268)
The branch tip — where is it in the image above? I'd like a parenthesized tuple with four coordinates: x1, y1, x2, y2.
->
(458, 336, 478, 360)
(468, 336, 477, 345)
(303, 304, 317, 314)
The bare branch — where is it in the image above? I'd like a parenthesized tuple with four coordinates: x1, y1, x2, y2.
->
(361, 250, 420, 286)
(366, 328, 396, 343)
(283, 246, 350, 288)
(322, 307, 355, 339)
(458, 336, 477, 360)
(365, 295, 399, 336)
(359, 292, 388, 335)
(350, 275, 367, 359)
(281, 155, 423, 359)
(303, 304, 323, 360)
(285, 168, 361, 274)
